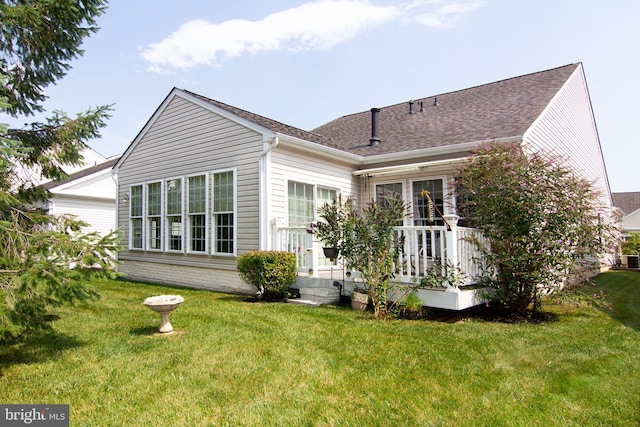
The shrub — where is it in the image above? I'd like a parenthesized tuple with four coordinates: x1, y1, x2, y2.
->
(455, 142, 617, 315)
(621, 233, 640, 255)
(236, 251, 297, 300)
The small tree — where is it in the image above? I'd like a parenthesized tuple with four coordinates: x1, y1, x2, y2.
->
(313, 196, 408, 318)
(455, 142, 615, 315)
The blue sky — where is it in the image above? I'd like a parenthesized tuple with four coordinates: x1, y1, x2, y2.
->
(9, 0, 640, 191)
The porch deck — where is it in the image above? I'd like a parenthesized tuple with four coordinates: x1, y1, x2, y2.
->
(274, 216, 491, 310)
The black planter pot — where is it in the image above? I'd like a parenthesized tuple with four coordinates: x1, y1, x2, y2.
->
(323, 247, 338, 261)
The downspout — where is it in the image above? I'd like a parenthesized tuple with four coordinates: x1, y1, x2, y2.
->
(259, 136, 279, 250)
(111, 169, 120, 264)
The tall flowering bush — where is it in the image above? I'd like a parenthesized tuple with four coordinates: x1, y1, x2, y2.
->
(313, 196, 408, 318)
(455, 142, 615, 314)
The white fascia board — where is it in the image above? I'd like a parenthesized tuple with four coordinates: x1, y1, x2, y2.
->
(50, 193, 115, 203)
(47, 167, 112, 192)
(275, 133, 363, 165)
(359, 137, 521, 167)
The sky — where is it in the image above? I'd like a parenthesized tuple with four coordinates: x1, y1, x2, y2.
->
(5, 0, 640, 192)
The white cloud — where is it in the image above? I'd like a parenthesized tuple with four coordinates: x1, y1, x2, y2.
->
(408, 0, 485, 28)
(142, 0, 484, 72)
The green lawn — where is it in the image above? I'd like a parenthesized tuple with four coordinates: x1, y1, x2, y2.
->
(1, 271, 639, 426)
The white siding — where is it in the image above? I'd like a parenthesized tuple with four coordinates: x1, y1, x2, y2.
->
(269, 146, 359, 227)
(116, 94, 263, 279)
(622, 210, 640, 232)
(49, 197, 116, 235)
(52, 170, 116, 200)
(523, 65, 611, 209)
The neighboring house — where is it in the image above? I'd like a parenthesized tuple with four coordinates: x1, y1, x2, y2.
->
(612, 192, 640, 235)
(14, 146, 108, 189)
(44, 156, 120, 236)
(112, 63, 612, 309)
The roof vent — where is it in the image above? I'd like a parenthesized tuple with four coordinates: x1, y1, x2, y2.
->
(408, 100, 414, 114)
(369, 107, 381, 147)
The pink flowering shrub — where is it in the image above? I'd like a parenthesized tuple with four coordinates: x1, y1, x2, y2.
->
(455, 142, 616, 314)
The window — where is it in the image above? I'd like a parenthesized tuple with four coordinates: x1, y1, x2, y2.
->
(412, 179, 444, 226)
(288, 181, 337, 266)
(375, 182, 404, 225)
(317, 187, 337, 210)
(146, 182, 162, 250)
(130, 185, 143, 249)
(376, 182, 403, 203)
(165, 178, 183, 251)
(213, 170, 234, 254)
(288, 181, 315, 226)
(188, 175, 207, 253)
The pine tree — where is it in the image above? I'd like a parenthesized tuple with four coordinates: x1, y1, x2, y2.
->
(0, 0, 119, 340)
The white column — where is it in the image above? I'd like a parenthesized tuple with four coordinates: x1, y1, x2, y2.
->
(443, 214, 460, 291)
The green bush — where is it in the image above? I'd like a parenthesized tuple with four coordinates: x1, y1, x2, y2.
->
(622, 233, 640, 255)
(236, 251, 297, 300)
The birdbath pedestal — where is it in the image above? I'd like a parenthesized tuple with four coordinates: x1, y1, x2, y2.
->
(143, 295, 184, 333)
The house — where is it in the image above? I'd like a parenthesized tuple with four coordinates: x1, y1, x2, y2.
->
(112, 63, 612, 309)
(44, 156, 121, 236)
(612, 192, 640, 236)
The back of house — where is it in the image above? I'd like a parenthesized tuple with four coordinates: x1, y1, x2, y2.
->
(113, 63, 613, 309)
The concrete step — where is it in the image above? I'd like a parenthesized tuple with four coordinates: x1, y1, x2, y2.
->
(288, 286, 341, 305)
(286, 298, 322, 307)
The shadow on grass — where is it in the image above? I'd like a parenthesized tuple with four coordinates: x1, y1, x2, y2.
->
(583, 270, 640, 332)
(129, 326, 160, 336)
(423, 305, 559, 324)
(0, 330, 85, 377)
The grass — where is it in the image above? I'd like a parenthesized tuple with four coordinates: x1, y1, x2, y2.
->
(1, 271, 639, 426)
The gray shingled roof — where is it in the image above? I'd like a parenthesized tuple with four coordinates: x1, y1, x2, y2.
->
(311, 63, 580, 157)
(43, 157, 120, 190)
(183, 90, 338, 148)
(612, 192, 640, 215)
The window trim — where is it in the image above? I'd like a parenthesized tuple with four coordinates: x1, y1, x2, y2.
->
(164, 176, 184, 253)
(146, 180, 163, 252)
(409, 176, 448, 225)
(211, 168, 237, 256)
(186, 173, 209, 254)
(129, 183, 144, 250)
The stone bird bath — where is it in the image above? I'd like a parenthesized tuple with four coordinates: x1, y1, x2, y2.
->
(143, 295, 184, 333)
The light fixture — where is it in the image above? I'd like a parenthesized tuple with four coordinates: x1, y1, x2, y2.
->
(122, 192, 130, 203)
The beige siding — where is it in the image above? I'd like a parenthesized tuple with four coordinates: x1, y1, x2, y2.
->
(524, 66, 611, 208)
(116, 95, 262, 280)
(118, 260, 254, 294)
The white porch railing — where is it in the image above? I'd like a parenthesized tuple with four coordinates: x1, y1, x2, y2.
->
(273, 216, 486, 287)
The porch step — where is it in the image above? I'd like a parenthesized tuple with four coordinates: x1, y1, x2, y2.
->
(286, 298, 322, 307)
(288, 286, 341, 306)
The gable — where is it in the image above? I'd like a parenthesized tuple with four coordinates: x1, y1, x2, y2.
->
(522, 63, 611, 207)
(48, 169, 115, 200)
(622, 208, 640, 232)
(114, 91, 269, 184)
